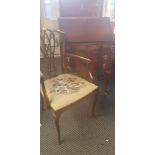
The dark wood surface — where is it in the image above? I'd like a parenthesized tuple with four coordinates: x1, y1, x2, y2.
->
(59, 0, 103, 17)
(58, 17, 115, 94)
(59, 17, 114, 43)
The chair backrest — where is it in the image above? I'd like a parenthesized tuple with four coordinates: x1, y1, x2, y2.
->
(40, 28, 62, 78)
(40, 28, 95, 81)
(40, 28, 56, 58)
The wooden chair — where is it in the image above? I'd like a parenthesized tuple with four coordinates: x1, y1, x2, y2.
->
(40, 29, 98, 144)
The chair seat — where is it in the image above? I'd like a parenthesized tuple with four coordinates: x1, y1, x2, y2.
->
(44, 74, 98, 111)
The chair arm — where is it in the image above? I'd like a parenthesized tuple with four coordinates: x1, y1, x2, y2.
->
(66, 53, 91, 63)
(65, 53, 94, 82)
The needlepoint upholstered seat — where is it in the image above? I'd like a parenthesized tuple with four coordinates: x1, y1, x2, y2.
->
(42, 73, 98, 111)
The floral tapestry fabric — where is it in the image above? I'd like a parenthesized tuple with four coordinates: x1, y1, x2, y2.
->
(50, 75, 86, 95)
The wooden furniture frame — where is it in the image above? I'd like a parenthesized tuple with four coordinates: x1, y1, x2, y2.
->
(40, 29, 98, 144)
(58, 17, 115, 95)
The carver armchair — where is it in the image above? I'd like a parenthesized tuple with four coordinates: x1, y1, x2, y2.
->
(40, 28, 98, 144)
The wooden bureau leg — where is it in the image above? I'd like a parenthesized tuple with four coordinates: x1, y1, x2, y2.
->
(102, 48, 113, 96)
(104, 75, 111, 96)
(91, 90, 98, 117)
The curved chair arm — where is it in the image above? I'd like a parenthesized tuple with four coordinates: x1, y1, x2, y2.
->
(66, 53, 91, 63)
(64, 53, 94, 82)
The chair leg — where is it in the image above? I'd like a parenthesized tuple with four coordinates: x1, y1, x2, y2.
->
(104, 77, 110, 96)
(103, 69, 112, 96)
(40, 94, 45, 111)
(53, 113, 61, 144)
(91, 91, 98, 117)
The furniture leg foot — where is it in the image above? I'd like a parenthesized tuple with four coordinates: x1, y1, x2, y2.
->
(54, 113, 61, 144)
(91, 91, 98, 117)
